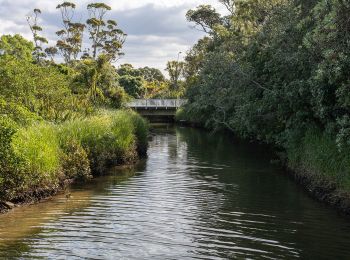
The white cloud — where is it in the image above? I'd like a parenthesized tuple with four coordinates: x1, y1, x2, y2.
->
(0, 0, 225, 71)
(105, 0, 224, 11)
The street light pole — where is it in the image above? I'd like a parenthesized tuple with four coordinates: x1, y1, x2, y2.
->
(175, 51, 182, 93)
(177, 51, 182, 62)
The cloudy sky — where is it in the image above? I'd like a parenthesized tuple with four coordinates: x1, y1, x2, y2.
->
(0, 0, 225, 71)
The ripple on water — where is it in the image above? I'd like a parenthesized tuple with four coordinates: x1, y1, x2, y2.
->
(1, 127, 350, 259)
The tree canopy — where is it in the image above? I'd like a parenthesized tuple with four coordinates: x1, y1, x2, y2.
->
(0, 34, 34, 61)
(183, 0, 350, 150)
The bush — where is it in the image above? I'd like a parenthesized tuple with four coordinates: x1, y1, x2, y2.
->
(0, 97, 41, 126)
(61, 140, 92, 181)
(0, 56, 73, 122)
(0, 116, 22, 199)
(175, 108, 188, 122)
(105, 86, 129, 108)
(0, 101, 53, 199)
(0, 116, 18, 158)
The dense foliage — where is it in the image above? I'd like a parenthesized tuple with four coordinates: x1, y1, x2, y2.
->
(0, 2, 150, 203)
(182, 0, 350, 190)
(116, 63, 184, 98)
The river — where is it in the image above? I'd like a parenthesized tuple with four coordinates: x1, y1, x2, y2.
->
(1, 126, 350, 259)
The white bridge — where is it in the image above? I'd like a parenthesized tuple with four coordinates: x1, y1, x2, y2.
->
(126, 99, 187, 122)
(127, 99, 187, 109)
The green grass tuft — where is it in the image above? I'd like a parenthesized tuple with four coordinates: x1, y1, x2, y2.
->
(287, 128, 350, 190)
(11, 122, 61, 182)
(0, 109, 149, 200)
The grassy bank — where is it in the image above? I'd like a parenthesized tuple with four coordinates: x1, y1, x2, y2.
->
(0, 109, 148, 206)
(287, 129, 350, 190)
(286, 129, 350, 212)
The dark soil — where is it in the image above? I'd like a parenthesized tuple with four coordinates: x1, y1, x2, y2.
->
(289, 168, 350, 215)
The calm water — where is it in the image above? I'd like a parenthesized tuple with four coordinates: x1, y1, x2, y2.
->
(1, 126, 350, 259)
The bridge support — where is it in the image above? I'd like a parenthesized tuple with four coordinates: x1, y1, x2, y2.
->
(133, 108, 177, 122)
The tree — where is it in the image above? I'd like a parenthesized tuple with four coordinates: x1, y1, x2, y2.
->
(56, 2, 85, 63)
(26, 8, 48, 63)
(183, 0, 349, 144)
(72, 55, 127, 107)
(184, 37, 211, 79)
(166, 60, 186, 91)
(116, 64, 143, 98)
(86, 3, 126, 61)
(0, 34, 34, 61)
(0, 56, 73, 121)
(219, 0, 236, 15)
(186, 5, 222, 33)
(45, 46, 58, 62)
(103, 19, 127, 61)
(143, 81, 169, 99)
(117, 64, 139, 77)
(118, 75, 144, 98)
(116, 64, 168, 98)
(138, 67, 165, 82)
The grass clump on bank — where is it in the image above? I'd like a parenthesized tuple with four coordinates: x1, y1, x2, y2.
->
(0, 110, 149, 202)
(59, 110, 148, 174)
(12, 123, 61, 181)
(129, 111, 149, 155)
(287, 129, 350, 192)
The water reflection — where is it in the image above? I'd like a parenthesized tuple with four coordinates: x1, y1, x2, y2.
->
(0, 126, 350, 259)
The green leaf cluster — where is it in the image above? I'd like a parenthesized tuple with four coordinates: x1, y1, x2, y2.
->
(183, 0, 350, 189)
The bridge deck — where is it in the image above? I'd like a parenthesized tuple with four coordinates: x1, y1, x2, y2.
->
(126, 99, 187, 109)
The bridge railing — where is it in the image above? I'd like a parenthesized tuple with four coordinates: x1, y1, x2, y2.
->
(127, 99, 187, 109)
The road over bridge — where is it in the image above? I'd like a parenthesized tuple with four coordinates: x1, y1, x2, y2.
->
(126, 99, 187, 122)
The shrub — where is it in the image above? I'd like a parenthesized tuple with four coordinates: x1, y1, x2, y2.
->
(0, 116, 22, 199)
(175, 108, 187, 122)
(0, 97, 40, 126)
(0, 116, 18, 160)
(61, 140, 92, 181)
(0, 56, 73, 122)
(105, 86, 129, 108)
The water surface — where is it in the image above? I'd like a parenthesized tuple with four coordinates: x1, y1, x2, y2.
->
(1, 126, 350, 259)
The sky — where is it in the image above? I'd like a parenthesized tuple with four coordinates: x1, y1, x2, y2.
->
(0, 0, 225, 71)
